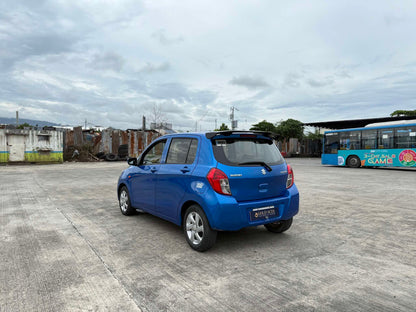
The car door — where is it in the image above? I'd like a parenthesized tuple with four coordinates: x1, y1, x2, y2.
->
(155, 138, 199, 222)
(130, 139, 166, 212)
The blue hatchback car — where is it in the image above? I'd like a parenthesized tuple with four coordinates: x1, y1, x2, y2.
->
(117, 131, 299, 251)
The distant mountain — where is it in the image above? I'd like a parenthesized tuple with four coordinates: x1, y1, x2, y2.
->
(0, 117, 61, 127)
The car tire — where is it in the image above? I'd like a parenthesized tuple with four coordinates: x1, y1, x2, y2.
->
(118, 144, 129, 159)
(183, 205, 217, 252)
(106, 153, 118, 161)
(347, 155, 361, 168)
(264, 218, 293, 233)
(119, 186, 135, 216)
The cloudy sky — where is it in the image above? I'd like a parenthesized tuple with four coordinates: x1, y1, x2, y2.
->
(1, 0, 416, 131)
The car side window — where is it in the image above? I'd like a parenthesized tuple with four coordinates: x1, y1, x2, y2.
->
(186, 139, 198, 164)
(142, 140, 166, 165)
(166, 138, 198, 164)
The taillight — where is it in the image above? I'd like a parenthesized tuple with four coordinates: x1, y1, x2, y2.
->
(206, 168, 231, 195)
(286, 164, 294, 189)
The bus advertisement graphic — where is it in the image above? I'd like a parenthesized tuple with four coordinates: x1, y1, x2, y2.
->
(364, 151, 395, 165)
(399, 150, 416, 166)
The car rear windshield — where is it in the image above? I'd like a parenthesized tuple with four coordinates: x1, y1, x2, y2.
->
(212, 138, 284, 166)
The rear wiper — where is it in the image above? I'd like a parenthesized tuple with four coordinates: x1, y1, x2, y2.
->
(238, 161, 272, 172)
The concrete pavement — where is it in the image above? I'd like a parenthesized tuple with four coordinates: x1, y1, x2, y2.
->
(1, 159, 415, 311)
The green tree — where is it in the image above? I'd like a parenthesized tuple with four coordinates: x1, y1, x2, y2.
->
(305, 130, 323, 140)
(390, 109, 416, 117)
(17, 122, 32, 129)
(215, 123, 230, 131)
(250, 120, 276, 132)
(276, 119, 304, 140)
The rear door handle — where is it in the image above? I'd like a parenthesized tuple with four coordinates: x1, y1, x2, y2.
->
(181, 166, 190, 173)
(151, 167, 158, 173)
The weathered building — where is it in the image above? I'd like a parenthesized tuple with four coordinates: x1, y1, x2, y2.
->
(63, 128, 160, 161)
(0, 128, 63, 163)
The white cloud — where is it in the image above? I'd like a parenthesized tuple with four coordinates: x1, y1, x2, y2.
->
(229, 76, 270, 90)
(139, 61, 170, 73)
(0, 0, 416, 131)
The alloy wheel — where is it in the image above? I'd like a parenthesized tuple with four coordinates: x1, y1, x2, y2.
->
(120, 190, 128, 212)
(186, 211, 204, 245)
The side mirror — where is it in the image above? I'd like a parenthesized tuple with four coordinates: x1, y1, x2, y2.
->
(127, 157, 137, 166)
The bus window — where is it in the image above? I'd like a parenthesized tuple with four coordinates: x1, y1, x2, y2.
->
(340, 131, 360, 150)
(362, 129, 377, 149)
(395, 126, 416, 148)
(378, 129, 394, 149)
(324, 133, 339, 154)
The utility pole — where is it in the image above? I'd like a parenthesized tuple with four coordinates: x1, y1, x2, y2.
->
(16, 111, 19, 127)
(215, 119, 217, 130)
(84, 119, 87, 130)
(230, 106, 239, 130)
(196, 111, 209, 132)
(142, 115, 147, 147)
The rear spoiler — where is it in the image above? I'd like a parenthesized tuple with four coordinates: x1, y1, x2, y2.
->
(205, 131, 277, 140)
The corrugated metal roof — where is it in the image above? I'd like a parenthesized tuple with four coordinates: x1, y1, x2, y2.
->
(303, 116, 416, 129)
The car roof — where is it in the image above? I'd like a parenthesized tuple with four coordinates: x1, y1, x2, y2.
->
(158, 131, 276, 140)
(205, 130, 276, 139)
(158, 132, 205, 139)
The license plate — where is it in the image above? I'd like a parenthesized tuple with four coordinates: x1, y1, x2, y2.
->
(250, 206, 276, 221)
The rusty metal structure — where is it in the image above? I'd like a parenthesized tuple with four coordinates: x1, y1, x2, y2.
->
(63, 128, 160, 161)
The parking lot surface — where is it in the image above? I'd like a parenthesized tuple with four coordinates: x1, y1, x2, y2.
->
(1, 159, 415, 311)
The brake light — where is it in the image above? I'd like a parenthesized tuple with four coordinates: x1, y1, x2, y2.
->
(206, 168, 231, 195)
(286, 164, 294, 189)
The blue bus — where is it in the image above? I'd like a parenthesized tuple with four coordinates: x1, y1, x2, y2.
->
(321, 121, 416, 168)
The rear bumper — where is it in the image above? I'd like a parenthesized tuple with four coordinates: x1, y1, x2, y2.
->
(207, 185, 299, 231)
